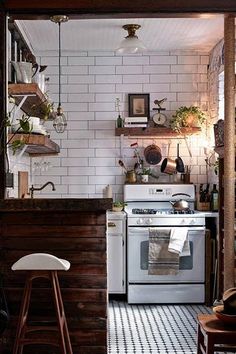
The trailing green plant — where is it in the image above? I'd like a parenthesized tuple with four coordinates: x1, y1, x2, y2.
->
(170, 105, 206, 132)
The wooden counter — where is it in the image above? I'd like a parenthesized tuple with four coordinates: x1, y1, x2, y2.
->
(0, 198, 112, 354)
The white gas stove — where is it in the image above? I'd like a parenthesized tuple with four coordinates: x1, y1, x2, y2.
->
(124, 184, 205, 227)
(124, 184, 206, 304)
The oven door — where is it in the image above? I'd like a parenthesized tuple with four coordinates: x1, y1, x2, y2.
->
(128, 226, 205, 283)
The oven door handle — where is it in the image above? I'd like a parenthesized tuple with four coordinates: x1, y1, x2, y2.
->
(128, 226, 206, 233)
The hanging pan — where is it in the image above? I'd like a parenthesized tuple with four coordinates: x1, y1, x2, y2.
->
(144, 144, 162, 165)
(161, 142, 176, 174)
(175, 143, 185, 173)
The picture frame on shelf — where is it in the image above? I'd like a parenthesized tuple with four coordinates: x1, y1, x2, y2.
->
(128, 93, 150, 118)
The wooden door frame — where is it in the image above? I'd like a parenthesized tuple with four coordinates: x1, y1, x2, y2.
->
(0, 1, 235, 199)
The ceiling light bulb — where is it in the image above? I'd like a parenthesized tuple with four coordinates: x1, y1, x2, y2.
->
(116, 24, 146, 54)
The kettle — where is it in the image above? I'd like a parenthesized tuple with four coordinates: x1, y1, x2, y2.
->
(11, 61, 40, 83)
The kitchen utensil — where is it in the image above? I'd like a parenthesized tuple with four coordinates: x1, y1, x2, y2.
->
(184, 137, 192, 157)
(161, 142, 176, 174)
(118, 159, 127, 171)
(144, 144, 162, 165)
(175, 143, 185, 173)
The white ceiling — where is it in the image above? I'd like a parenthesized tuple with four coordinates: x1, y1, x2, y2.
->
(17, 16, 225, 54)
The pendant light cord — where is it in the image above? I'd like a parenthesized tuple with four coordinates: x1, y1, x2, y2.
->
(58, 21, 61, 107)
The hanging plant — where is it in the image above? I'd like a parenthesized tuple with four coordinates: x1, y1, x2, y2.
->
(170, 106, 206, 132)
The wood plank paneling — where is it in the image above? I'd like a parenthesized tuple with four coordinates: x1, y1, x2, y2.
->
(0, 209, 109, 354)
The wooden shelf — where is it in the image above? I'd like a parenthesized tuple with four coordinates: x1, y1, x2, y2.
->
(8, 134, 60, 156)
(115, 127, 201, 137)
(8, 83, 48, 120)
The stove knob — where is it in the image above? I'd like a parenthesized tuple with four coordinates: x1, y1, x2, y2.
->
(137, 218, 144, 225)
(145, 218, 153, 225)
(190, 219, 196, 225)
(181, 219, 186, 225)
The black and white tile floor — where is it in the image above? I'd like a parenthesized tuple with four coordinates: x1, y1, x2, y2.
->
(108, 301, 213, 354)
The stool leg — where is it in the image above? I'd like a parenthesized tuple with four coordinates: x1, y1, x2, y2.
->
(51, 271, 73, 354)
(54, 271, 73, 354)
(206, 336, 214, 354)
(13, 275, 32, 354)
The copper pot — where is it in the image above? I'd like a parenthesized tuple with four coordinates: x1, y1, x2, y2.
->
(161, 143, 176, 175)
(144, 144, 162, 165)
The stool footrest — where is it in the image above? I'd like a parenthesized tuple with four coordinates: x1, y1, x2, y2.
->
(25, 325, 59, 333)
(19, 338, 60, 347)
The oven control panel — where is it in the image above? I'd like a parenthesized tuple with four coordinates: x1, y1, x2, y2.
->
(148, 188, 172, 196)
(128, 216, 205, 227)
(124, 184, 195, 202)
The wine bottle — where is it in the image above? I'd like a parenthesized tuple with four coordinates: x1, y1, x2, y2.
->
(199, 184, 204, 202)
(205, 183, 210, 202)
(210, 184, 218, 211)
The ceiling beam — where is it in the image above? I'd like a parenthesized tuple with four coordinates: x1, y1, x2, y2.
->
(3, 0, 236, 17)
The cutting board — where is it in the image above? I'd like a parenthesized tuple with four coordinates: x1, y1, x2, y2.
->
(18, 171, 29, 198)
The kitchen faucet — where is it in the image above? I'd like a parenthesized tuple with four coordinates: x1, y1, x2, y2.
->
(29, 181, 56, 198)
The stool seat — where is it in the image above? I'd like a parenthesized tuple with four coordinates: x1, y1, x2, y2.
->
(12, 253, 73, 354)
(11, 253, 70, 271)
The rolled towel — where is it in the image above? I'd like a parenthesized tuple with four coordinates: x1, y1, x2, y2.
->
(168, 227, 188, 254)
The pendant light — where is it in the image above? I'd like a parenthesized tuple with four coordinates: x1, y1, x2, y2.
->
(116, 24, 146, 54)
(50, 15, 69, 133)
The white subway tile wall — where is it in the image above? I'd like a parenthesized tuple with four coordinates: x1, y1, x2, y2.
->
(9, 48, 221, 200)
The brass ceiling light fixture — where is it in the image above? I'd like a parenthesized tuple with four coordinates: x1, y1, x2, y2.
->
(50, 15, 69, 133)
(116, 24, 147, 54)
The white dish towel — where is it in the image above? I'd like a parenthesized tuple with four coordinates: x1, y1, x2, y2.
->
(168, 227, 189, 255)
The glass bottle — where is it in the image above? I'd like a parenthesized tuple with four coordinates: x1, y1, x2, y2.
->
(210, 184, 218, 211)
(116, 114, 123, 128)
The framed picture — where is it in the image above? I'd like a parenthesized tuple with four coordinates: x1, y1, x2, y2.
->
(128, 93, 150, 118)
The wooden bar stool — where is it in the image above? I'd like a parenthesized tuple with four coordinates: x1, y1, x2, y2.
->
(197, 314, 236, 354)
(11, 253, 73, 354)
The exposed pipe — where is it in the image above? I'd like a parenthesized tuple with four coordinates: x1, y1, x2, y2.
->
(223, 15, 235, 291)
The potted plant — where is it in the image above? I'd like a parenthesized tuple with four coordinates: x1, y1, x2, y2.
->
(139, 167, 151, 183)
(112, 201, 127, 212)
(170, 106, 206, 133)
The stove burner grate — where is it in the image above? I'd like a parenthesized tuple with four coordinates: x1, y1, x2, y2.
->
(132, 208, 157, 214)
(170, 209, 195, 214)
(131, 208, 195, 215)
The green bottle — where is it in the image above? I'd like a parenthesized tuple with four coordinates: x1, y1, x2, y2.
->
(116, 114, 123, 128)
(210, 184, 218, 211)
